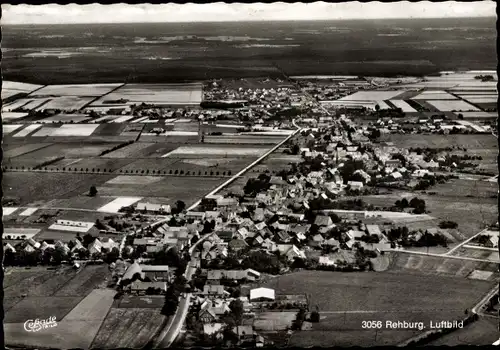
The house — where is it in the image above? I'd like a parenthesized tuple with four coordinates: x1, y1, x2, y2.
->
(207, 269, 260, 282)
(215, 230, 234, 242)
(385, 159, 402, 168)
(202, 284, 229, 297)
(199, 308, 218, 323)
(186, 211, 206, 221)
(277, 244, 306, 261)
(232, 325, 256, 343)
(26, 238, 41, 249)
(122, 261, 145, 282)
(366, 225, 383, 237)
(254, 235, 264, 245)
(133, 238, 158, 246)
(254, 221, 267, 231)
(228, 239, 249, 251)
(203, 323, 224, 339)
(311, 234, 325, 247)
(346, 230, 365, 240)
(130, 281, 167, 295)
(136, 202, 171, 214)
(249, 287, 275, 302)
(318, 256, 336, 266)
(324, 238, 340, 248)
(88, 239, 103, 254)
(314, 215, 333, 227)
(216, 197, 239, 208)
(140, 265, 171, 282)
(4, 243, 16, 253)
(262, 238, 277, 252)
(270, 176, 287, 186)
(392, 171, 403, 179)
(275, 230, 291, 243)
(347, 181, 364, 190)
(235, 227, 250, 240)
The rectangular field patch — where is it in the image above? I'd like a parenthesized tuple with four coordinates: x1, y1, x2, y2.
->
(13, 124, 43, 137)
(19, 208, 39, 216)
(163, 145, 268, 157)
(426, 100, 481, 112)
(97, 197, 142, 213)
(3, 125, 24, 135)
(106, 175, 164, 185)
(3, 207, 19, 216)
(468, 270, 494, 281)
(50, 124, 100, 137)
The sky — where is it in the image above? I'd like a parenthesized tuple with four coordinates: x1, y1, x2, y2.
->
(1, 2, 495, 25)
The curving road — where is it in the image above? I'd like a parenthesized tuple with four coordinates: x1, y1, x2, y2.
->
(151, 119, 303, 348)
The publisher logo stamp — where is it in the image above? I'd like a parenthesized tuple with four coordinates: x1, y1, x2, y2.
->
(24, 316, 58, 332)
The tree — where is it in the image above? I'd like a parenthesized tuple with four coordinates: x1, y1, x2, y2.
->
(292, 308, 307, 330)
(375, 104, 380, 112)
(228, 299, 244, 325)
(291, 143, 300, 155)
(82, 233, 95, 247)
(105, 247, 120, 264)
(310, 308, 320, 323)
(89, 185, 98, 197)
(175, 200, 186, 213)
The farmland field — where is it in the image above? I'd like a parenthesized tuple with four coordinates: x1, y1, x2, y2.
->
(31, 126, 60, 137)
(39, 113, 92, 123)
(35, 96, 95, 111)
(3, 80, 44, 92)
(426, 99, 481, 112)
(94, 176, 225, 205)
(91, 308, 167, 349)
(338, 90, 406, 101)
(260, 269, 494, 346)
(2, 111, 29, 120)
(100, 142, 158, 158)
(3, 172, 115, 205)
(30, 83, 123, 97)
(12, 124, 43, 137)
(3, 124, 24, 135)
(61, 158, 136, 172)
(380, 134, 497, 149)
(17, 142, 121, 158)
(411, 91, 458, 100)
(427, 317, 498, 346)
(5, 289, 116, 349)
(92, 82, 203, 106)
(50, 124, 100, 136)
(387, 100, 417, 112)
(114, 295, 165, 308)
(3, 143, 53, 158)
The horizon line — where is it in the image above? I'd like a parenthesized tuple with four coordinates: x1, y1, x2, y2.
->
(3, 15, 496, 25)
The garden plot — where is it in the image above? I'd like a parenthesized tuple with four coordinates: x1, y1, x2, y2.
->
(106, 176, 164, 185)
(35, 96, 95, 111)
(387, 100, 417, 112)
(3, 125, 24, 135)
(338, 90, 406, 101)
(50, 124, 100, 136)
(13, 124, 43, 137)
(426, 100, 480, 112)
(254, 312, 296, 331)
(97, 197, 143, 213)
(30, 83, 122, 97)
(2, 112, 29, 121)
(163, 145, 268, 157)
(39, 113, 92, 123)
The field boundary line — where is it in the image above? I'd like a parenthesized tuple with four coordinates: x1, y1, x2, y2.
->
(88, 294, 119, 349)
(4, 143, 54, 159)
(445, 228, 489, 256)
(79, 83, 126, 111)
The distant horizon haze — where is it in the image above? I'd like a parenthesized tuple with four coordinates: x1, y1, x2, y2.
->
(1, 2, 495, 24)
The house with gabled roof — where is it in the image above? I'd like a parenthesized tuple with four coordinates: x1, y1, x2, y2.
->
(228, 239, 249, 252)
(311, 234, 325, 247)
(314, 215, 333, 227)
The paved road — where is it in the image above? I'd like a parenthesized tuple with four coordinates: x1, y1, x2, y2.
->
(444, 228, 490, 256)
(386, 248, 499, 264)
(152, 120, 303, 348)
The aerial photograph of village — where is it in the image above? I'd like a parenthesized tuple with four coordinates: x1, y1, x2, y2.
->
(1, 2, 498, 348)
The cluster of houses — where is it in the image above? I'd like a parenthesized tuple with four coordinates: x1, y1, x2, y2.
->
(4, 235, 120, 262)
(204, 80, 302, 110)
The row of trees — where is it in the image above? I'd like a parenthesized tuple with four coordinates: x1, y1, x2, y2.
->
(394, 197, 426, 214)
